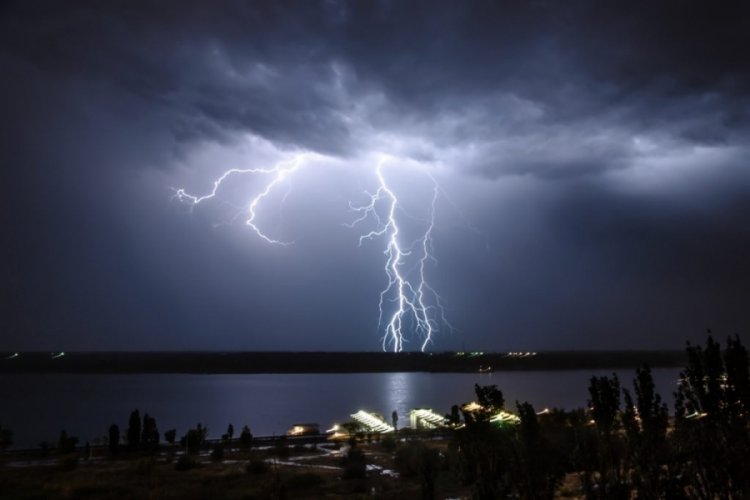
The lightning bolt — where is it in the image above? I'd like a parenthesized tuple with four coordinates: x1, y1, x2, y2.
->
(347, 158, 451, 352)
(172, 156, 304, 245)
(174, 154, 451, 351)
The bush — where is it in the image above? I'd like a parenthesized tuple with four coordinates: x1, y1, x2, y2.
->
(381, 434, 398, 453)
(285, 473, 323, 489)
(180, 424, 207, 454)
(239, 425, 253, 451)
(394, 440, 427, 478)
(57, 430, 79, 455)
(341, 446, 366, 479)
(164, 429, 176, 446)
(57, 455, 79, 471)
(246, 457, 270, 475)
(0, 425, 13, 451)
(134, 458, 156, 476)
(174, 454, 197, 471)
(210, 444, 225, 462)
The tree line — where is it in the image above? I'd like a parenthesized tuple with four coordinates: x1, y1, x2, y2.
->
(432, 335, 750, 499)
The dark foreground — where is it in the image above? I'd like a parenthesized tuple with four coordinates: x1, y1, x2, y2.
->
(0, 337, 748, 499)
(0, 350, 686, 374)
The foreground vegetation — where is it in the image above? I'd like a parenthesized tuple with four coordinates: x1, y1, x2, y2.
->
(0, 335, 748, 499)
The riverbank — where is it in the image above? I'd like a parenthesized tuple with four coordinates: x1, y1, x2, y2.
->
(0, 350, 687, 374)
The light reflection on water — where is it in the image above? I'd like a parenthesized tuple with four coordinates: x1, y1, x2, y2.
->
(385, 372, 410, 426)
(0, 369, 680, 448)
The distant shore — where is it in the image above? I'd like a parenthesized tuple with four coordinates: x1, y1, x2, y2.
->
(0, 350, 686, 374)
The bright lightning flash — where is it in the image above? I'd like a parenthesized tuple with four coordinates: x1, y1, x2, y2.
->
(347, 158, 451, 352)
(174, 154, 451, 352)
(173, 156, 305, 245)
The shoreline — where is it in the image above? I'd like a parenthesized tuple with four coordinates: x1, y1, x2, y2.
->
(0, 350, 686, 374)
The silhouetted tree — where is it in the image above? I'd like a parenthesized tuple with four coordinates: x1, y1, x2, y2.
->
(341, 440, 366, 479)
(673, 334, 750, 498)
(449, 404, 461, 425)
(181, 423, 207, 454)
(58, 430, 78, 455)
(164, 429, 176, 446)
(39, 440, 50, 458)
(622, 364, 672, 498)
(227, 423, 234, 441)
(108, 424, 120, 454)
(585, 374, 629, 499)
(0, 425, 12, 452)
(392, 410, 399, 431)
(455, 385, 513, 499)
(211, 443, 224, 462)
(475, 384, 504, 412)
(141, 413, 159, 452)
(127, 409, 141, 451)
(395, 440, 442, 500)
(239, 425, 253, 451)
(341, 421, 363, 441)
(511, 401, 564, 499)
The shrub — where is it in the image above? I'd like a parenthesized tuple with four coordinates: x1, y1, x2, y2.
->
(57, 455, 79, 471)
(381, 434, 398, 453)
(285, 473, 323, 489)
(246, 458, 270, 474)
(174, 454, 197, 471)
(134, 458, 156, 476)
(341, 446, 366, 479)
(210, 444, 225, 462)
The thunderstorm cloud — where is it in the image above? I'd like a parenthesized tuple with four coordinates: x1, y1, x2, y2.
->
(1, 1, 749, 350)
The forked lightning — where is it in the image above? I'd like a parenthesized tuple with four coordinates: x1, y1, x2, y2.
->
(175, 155, 450, 351)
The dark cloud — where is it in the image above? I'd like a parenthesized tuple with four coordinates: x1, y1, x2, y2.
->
(4, 1, 749, 171)
(1, 1, 749, 350)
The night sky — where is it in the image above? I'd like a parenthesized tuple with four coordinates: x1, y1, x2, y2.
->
(2, 2, 749, 351)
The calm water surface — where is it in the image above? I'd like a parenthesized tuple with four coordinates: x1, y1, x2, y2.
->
(0, 370, 680, 448)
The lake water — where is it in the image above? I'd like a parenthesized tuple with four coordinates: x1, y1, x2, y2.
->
(0, 369, 681, 449)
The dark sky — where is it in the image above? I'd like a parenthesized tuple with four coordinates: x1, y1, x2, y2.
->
(2, 1, 749, 351)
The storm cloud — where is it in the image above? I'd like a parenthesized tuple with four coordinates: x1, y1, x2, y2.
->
(1, 1, 749, 350)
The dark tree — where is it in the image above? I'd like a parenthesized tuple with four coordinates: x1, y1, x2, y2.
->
(141, 413, 159, 452)
(475, 384, 504, 412)
(673, 335, 750, 499)
(394, 440, 442, 500)
(341, 441, 366, 479)
(622, 365, 671, 498)
(0, 425, 13, 452)
(510, 401, 564, 499)
(239, 425, 253, 451)
(449, 404, 461, 425)
(58, 430, 78, 455)
(585, 374, 629, 499)
(455, 385, 513, 499)
(127, 409, 141, 451)
(108, 424, 120, 454)
(164, 429, 176, 445)
(210, 443, 224, 462)
(227, 423, 234, 441)
(392, 410, 399, 431)
(180, 423, 207, 454)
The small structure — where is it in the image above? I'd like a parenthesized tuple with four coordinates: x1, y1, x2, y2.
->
(325, 424, 351, 440)
(350, 410, 395, 433)
(410, 408, 450, 430)
(286, 423, 320, 436)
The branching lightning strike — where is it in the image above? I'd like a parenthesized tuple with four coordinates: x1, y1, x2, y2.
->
(174, 155, 451, 352)
(173, 156, 304, 245)
(347, 159, 451, 352)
